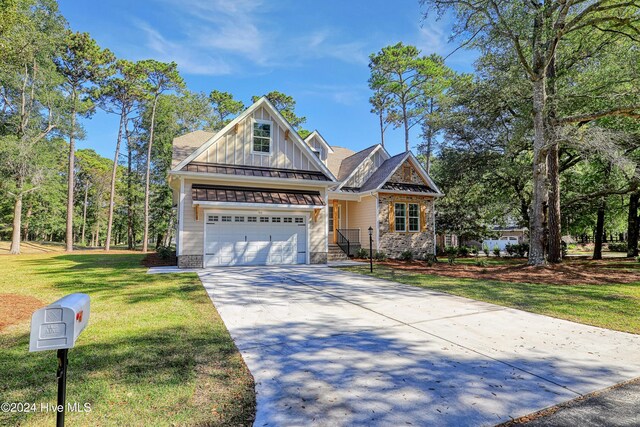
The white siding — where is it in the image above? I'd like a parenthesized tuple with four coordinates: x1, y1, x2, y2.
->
(193, 106, 321, 171)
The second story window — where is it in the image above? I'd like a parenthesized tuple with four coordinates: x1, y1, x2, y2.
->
(253, 120, 272, 154)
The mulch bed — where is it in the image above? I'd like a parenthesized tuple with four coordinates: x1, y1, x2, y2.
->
(373, 258, 640, 286)
(0, 294, 44, 331)
(141, 252, 177, 267)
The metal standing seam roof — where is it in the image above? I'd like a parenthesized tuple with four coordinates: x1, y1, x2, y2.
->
(191, 184, 325, 206)
(183, 161, 332, 181)
(380, 182, 435, 193)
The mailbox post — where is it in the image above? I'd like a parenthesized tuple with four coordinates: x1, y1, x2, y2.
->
(30, 293, 90, 427)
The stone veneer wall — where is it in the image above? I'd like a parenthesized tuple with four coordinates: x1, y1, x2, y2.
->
(377, 194, 435, 258)
(388, 162, 426, 185)
(178, 255, 203, 268)
(310, 252, 328, 264)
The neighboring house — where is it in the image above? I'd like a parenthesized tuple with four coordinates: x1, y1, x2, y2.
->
(169, 97, 443, 268)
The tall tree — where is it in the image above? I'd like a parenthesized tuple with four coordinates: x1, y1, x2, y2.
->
(369, 89, 393, 147)
(55, 30, 114, 252)
(252, 91, 307, 130)
(209, 90, 244, 130)
(138, 60, 184, 253)
(422, 0, 640, 265)
(0, 0, 67, 254)
(97, 59, 146, 251)
(369, 43, 431, 152)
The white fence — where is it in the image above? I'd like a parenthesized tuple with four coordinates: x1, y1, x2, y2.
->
(482, 238, 519, 252)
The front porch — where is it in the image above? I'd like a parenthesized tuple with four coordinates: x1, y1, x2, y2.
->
(328, 195, 378, 257)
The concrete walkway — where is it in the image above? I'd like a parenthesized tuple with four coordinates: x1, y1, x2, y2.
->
(198, 266, 640, 426)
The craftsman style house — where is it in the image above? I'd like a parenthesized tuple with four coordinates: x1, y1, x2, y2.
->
(169, 97, 443, 268)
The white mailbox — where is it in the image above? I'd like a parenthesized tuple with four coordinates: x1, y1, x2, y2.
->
(29, 293, 90, 352)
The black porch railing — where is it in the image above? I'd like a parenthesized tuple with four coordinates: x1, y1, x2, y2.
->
(337, 229, 361, 257)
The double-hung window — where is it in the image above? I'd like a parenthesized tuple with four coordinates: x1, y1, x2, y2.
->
(253, 120, 272, 154)
(394, 203, 406, 232)
(408, 203, 420, 232)
(394, 202, 420, 233)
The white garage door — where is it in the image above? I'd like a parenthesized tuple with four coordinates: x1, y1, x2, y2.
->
(204, 214, 307, 267)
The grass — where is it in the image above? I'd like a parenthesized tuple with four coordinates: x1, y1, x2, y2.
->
(338, 264, 640, 335)
(0, 252, 255, 426)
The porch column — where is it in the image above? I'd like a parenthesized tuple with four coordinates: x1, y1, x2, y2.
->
(332, 199, 338, 243)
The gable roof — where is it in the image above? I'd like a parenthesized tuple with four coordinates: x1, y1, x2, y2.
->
(171, 97, 336, 181)
(304, 130, 334, 154)
(326, 146, 355, 177)
(336, 144, 379, 182)
(172, 130, 215, 168)
(359, 151, 443, 195)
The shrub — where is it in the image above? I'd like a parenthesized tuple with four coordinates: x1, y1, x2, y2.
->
(445, 246, 458, 264)
(398, 250, 413, 261)
(355, 248, 369, 259)
(475, 260, 487, 267)
(156, 245, 174, 260)
(636, 256, 640, 263)
(505, 244, 515, 257)
(471, 247, 479, 257)
(482, 244, 490, 256)
(374, 251, 387, 261)
(608, 242, 627, 252)
(493, 246, 501, 257)
(424, 253, 437, 267)
(457, 246, 470, 257)
(561, 241, 568, 257)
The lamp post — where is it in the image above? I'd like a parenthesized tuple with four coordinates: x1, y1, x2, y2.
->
(368, 226, 373, 273)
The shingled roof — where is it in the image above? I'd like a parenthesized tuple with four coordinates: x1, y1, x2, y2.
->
(336, 145, 379, 182)
(191, 184, 324, 206)
(172, 130, 214, 169)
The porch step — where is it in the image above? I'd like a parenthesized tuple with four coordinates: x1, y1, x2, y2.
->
(328, 244, 348, 261)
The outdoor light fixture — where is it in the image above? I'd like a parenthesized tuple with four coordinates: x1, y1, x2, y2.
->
(368, 226, 373, 273)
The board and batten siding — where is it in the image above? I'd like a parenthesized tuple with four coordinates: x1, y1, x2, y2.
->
(305, 134, 328, 163)
(346, 196, 378, 247)
(193, 106, 321, 171)
(343, 149, 387, 188)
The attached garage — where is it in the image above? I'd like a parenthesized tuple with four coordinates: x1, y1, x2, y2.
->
(204, 213, 308, 267)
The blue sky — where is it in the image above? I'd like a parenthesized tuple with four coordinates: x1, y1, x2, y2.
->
(59, 0, 477, 158)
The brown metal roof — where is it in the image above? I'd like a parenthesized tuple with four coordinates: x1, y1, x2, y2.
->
(183, 161, 332, 181)
(380, 182, 434, 193)
(192, 184, 325, 206)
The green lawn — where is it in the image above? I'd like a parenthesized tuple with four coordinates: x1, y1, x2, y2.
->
(0, 253, 255, 426)
(339, 264, 640, 335)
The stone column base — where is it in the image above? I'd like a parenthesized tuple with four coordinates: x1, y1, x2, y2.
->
(310, 252, 328, 264)
(178, 255, 203, 268)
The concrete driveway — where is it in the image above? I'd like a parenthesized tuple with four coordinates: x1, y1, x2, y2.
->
(198, 266, 640, 426)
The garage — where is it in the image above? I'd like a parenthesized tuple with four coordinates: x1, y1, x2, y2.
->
(204, 213, 307, 267)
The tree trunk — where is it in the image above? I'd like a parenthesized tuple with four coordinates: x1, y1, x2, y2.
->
(142, 96, 159, 253)
(546, 54, 562, 263)
(105, 112, 125, 251)
(402, 103, 409, 152)
(127, 128, 134, 250)
(23, 204, 32, 241)
(66, 94, 77, 252)
(593, 199, 606, 260)
(10, 193, 23, 254)
(81, 183, 89, 246)
(528, 77, 548, 266)
(628, 191, 639, 257)
(379, 110, 385, 148)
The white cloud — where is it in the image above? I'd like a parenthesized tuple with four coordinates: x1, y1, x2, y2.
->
(130, 0, 369, 75)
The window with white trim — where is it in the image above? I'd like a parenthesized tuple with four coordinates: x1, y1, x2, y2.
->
(247, 216, 257, 222)
(253, 120, 272, 154)
(207, 215, 218, 223)
(295, 217, 304, 223)
(271, 217, 281, 223)
(260, 216, 269, 223)
(408, 203, 420, 232)
(283, 217, 293, 223)
(394, 203, 406, 232)
(234, 216, 244, 222)
(221, 216, 232, 222)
